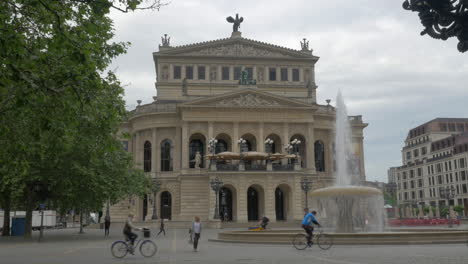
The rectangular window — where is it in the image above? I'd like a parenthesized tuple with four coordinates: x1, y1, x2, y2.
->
(406, 152, 411, 160)
(457, 185, 460, 194)
(436, 164, 442, 173)
(417, 168, 422, 177)
(403, 182, 407, 189)
(445, 162, 448, 171)
(234, 66, 242, 80)
(403, 171, 407, 179)
(418, 179, 423, 187)
(461, 171, 466, 181)
(438, 175, 443, 184)
(414, 149, 419, 157)
(463, 184, 467, 194)
(446, 174, 449, 183)
(460, 158, 466, 168)
(280, 68, 288, 81)
(450, 173, 453, 182)
(173, 66, 181, 79)
(404, 192, 408, 200)
(245, 67, 253, 79)
(411, 192, 416, 199)
(198, 66, 205, 80)
(456, 172, 459, 181)
(422, 147, 427, 155)
(419, 190, 424, 198)
(222, 66, 230, 80)
(186, 66, 193, 80)
(410, 170, 414, 178)
(449, 161, 452, 170)
(269, 67, 277, 81)
(292, 68, 300, 81)
(410, 181, 415, 189)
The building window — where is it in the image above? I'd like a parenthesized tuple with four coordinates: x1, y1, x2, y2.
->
(122, 141, 128, 151)
(198, 66, 205, 80)
(461, 171, 466, 181)
(437, 175, 443, 184)
(245, 67, 253, 79)
(161, 139, 173, 171)
(410, 170, 414, 178)
(222, 66, 230, 80)
(314, 140, 325, 172)
(292, 68, 299, 81)
(173, 66, 181, 79)
(421, 147, 427, 155)
(417, 168, 422, 177)
(144, 141, 152, 172)
(186, 66, 193, 80)
(460, 158, 466, 168)
(463, 184, 467, 194)
(189, 139, 204, 168)
(414, 149, 419, 157)
(406, 151, 411, 160)
(269, 67, 276, 81)
(234, 66, 242, 80)
(410, 181, 415, 189)
(403, 171, 407, 179)
(419, 190, 424, 198)
(403, 182, 407, 189)
(280, 68, 288, 81)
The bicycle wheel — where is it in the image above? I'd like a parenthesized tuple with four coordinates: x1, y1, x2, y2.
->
(317, 233, 333, 250)
(140, 240, 157, 257)
(111, 241, 129, 258)
(292, 233, 308, 250)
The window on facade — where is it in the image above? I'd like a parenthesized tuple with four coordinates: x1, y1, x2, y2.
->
(414, 149, 419, 157)
(292, 68, 299, 81)
(440, 123, 447, 131)
(449, 161, 452, 170)
(410, 170, 414, 178)
(234, 66, 242, 80)
(245, 67, 253, 79)
(173, 66, 181, 79)
(461, 171, 466, 181)
(450, 173, 453, 182)
(314, 141, 325, 172)
(222, 66, 230, 80)
(189, 139, 204, 168)
(438, 175, 443, 184)
(403, 171, 407, 179)
(198, 66, 205, 80)
(144, 141, 152, 172)
(457, 185, 460, 194)
(280, 68, 288, 81)
(445, 162, 448, 171)
(269, 67, 276, 81)
(446, 174, 449, 183)
(403, 182, 407, 189)
(410, 181, 415, 189)
(215, 139, 228, 154)
(460, 158, 466, 168)
(186, 66, 193, 80)
(411, 192, 416, 199)
(449, 123, 456, 131)
(419, 190, 424, 198)
(404, 192, 408, 200)
(417, 168, 422, 177)
(161, 139, 173, 171)
(406, 151, 411, 160)
(436, 163, 442, 173)
(122, 141, 128, 151)
(463, 184, 467, 194)
(422, 147, 427, 155)
(418, 179, 423, 187)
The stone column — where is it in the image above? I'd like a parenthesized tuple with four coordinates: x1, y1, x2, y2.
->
(152, 128, 157, 174)
(217, 65, 222, 81)
(135, 131, 143, 170)
(276, 66, 280, 81)
(282, 123, 289, 165)
(175, 126, 181, 171)
(169, 64, 173, 80)
(306, 123, 316, 173)
(258, 122, 264, 152)
(181, 122, 189, 170)
(265, 176, 276, 222)
(288, 67, 292, 83)
(233, 122, 239, 153)
(193, 65, 198, 81)
(181, 65, 186, 80)
(208, 122, 216, 170)
(253, 65, 257, 80)
(237, 177, 248, 222)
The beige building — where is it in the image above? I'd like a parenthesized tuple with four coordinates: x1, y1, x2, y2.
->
(110, 28, 368, 223)
(394, 118, 468, 216)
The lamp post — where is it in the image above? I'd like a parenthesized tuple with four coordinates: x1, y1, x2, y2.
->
(151, 179, 162, 220)
(265, 138, 274, 154)
(209, 177, 224, 219)
(300, 178, 312, 211)
(237, 137, 246, 153)
(291, 139, 301, 156)
(208, 138, 218, 168)
(440, 186, 455, 227)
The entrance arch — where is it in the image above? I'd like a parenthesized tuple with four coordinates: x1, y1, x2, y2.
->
(219, 185, 237, 221)
(275, 184, 292, 221)
(247, 185, 264, 221)
(160, 191, 172, 220)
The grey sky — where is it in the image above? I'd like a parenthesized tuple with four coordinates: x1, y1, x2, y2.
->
(109, 0, 468, 183)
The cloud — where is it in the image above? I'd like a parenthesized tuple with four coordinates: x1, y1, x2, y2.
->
(108, 0, 468, 182)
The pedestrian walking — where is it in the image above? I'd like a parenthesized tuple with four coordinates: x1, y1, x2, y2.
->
(104, 214, 111, 237)
(191, 216, 202, 252)
(157, 218, 166, 236)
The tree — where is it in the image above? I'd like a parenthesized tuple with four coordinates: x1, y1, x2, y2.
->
(0, 0, 164, 237)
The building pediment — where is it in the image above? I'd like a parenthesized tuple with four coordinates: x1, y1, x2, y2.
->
(179, 89, 315, 109)
(156, 37, 318, 60)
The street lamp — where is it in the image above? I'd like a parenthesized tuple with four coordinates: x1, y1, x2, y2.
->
(440, 186, 455, 227)
(300, 178, 312, 211)
(209, 177, 224, 219)
(291, 138, 301, 156)
(264, 138, 274, 154)
(237, 138, 246, 153)
(151, 179, 162, 220)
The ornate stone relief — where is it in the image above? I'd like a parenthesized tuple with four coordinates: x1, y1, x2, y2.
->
(183, 44, 290, 58)
(215, 94, 281, 108)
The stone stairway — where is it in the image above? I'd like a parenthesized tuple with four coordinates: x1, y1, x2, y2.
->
(178, 178, 210, 221)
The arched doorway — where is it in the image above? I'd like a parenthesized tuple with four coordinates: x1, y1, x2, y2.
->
(275, 188, 285, 221)
(160, 191, 172, 220)
(315, 140, 325, 172)
(219, 187, 233, 221)
(215, 133, 232, 153)
(247, 187, 259, 221)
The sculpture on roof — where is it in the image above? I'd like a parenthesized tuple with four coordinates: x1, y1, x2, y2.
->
(161, 34, 170, 47)
(226, 13, 243, 32)
(300, 38, 309, 51)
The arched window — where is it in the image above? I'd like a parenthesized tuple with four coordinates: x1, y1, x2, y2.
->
(189, 139, 205, 168)
(144, 141, 152, 172)
(215, 139, 228, 153)
(315, 140, 325, 172)
(161, 139, 173, 171)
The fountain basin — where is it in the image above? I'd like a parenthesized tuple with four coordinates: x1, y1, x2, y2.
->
(210, 229, 468, 245)
(310, 186, 382, 197)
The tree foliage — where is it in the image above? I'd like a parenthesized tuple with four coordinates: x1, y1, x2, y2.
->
(0, 0, 164, 236)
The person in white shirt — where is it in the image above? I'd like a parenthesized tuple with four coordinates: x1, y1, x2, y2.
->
(191, 216, 202, 252)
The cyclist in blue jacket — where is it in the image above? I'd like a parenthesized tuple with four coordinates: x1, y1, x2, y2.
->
(301, 208, 321, 246)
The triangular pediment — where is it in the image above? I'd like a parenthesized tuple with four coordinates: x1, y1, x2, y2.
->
(179, 89, 315, 109)
(156, 37, 317, 60)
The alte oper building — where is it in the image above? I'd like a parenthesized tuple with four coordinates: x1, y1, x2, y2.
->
(110, 19, 368, 223)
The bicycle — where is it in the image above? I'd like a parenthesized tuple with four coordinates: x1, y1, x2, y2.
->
(111, 228, 157, 258)
(292, 226, 334, 250)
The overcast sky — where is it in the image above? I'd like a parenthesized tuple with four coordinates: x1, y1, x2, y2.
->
(109, 0, 467, 183)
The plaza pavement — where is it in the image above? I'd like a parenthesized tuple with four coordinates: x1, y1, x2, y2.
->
(1, 225, 468, 264)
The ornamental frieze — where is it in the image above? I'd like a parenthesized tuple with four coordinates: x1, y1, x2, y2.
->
(183, 44, 290, 58)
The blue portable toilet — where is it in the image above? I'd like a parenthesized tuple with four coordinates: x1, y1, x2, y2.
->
(11, 217, 26, 236)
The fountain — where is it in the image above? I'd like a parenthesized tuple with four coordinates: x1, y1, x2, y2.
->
(310, 91, 384, 233)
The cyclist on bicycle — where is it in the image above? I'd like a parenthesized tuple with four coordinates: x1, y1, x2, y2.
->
(123, 213, 142, 253)
(302, 208, 320, 247)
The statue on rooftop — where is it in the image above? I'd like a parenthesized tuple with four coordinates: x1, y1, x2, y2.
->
(226, 14, 243, 32)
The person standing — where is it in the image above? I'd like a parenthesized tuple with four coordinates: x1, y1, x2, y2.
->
(104, 214, 111, 237)
(191, 216, 202, 252)
(157, 218, 166, 236)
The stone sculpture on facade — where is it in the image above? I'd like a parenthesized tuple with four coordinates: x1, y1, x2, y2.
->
(194, 151, 202, 168)
(161, 34, 171, 47)
(226, 13, 244, 32)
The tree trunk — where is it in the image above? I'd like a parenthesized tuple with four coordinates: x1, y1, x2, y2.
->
(1, 195, 11, 236)
(24, 187, 34, 238)
(79, 209, 84, 234)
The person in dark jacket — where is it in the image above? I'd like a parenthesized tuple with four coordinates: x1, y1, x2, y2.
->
(157, 218, 166, 236)
(104, 214, 111, 237)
